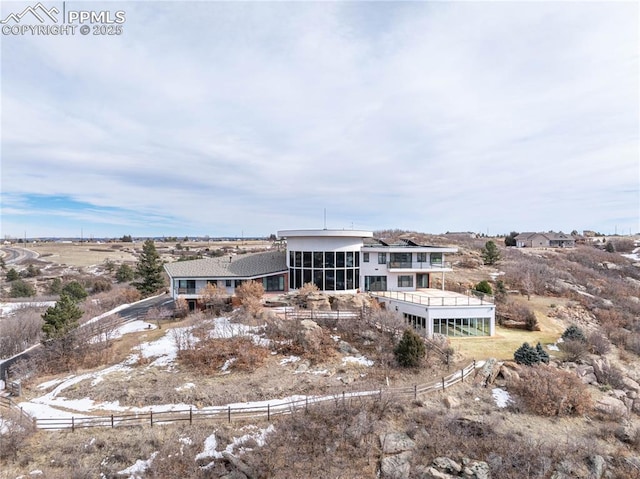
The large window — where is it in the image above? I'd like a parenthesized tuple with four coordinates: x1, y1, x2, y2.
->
(433, 318, 491, 336)
(431, 253, 443, 265)
(378, 253, 387, 264)
(417, 253, 427, 263)
(289, 250, 360, 291)
(390, 253, 412, 268)
(363, 252, 369, 263)
(178, 280, 196, 294)
(263, 275, 285, 292)
(397, 275, 413, 288)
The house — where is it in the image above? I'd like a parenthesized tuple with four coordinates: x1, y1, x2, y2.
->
(164, 251, 288, 311)
(515, 232, 576, 248)
(164, 229, 495, 337)
(278, 229, 495, 337)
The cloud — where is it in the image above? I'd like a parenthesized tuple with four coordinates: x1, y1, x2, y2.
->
(1, 1, 638, 237)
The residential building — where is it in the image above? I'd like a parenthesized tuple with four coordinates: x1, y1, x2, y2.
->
(164, 229, 495, 337)
(515, 232, 576, 248)
(164, 251, 287, 310)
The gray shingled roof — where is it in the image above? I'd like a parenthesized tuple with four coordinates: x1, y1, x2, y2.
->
(164, 251, 287, 279)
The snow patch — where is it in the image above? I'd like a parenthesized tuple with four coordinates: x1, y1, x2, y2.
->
(279, 355, 300, 365)
(117, 452, 158, 479)
(342, 355, 374, 367)
(492, 388, 513, 408)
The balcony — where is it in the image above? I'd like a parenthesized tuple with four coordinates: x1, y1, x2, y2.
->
(176, 287, 197, 295)
(387, 261, 451, 270)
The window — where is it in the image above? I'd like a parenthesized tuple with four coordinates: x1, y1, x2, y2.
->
(324, 251, 335, 268)
(363, 252, 369, 263)
(303, 252, 312, 268)
(336, 252, 345, 268)
(234, 279, 244, 287)
(346, 252, 354, 267)
(390, 252, 412, 268)
(294, 251, 302, 268)
(225, 280, 232, 287)
(378, 253, 387, 264)
(313, 252, 324, 268)
(431, 252, 443, 264)
(417, 253, 427, 263)
(364, 276, 387, 291)
(398, 275, 413, 288)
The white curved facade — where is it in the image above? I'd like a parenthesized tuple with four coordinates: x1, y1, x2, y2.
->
(277, 229, 373, 293)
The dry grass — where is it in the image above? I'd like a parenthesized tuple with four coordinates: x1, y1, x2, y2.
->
(28, 242, 137, 268)
(452, 294, 568, 361)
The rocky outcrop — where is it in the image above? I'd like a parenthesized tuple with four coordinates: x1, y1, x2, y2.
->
(413, 457, 491, 479)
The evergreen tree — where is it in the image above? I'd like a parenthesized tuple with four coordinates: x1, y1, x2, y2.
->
(536, 342, 549, 364)
(394, 328, 426, 367)
(562, 325, 586, 342)
(514, 342, 541, 366)
(475, 280, 493, 295)
(10, 280, 36, 298)
(605, 241, 615, 253)
(133, 240, 165, 296)
(6, 268, 19, 281)
(62, 280, 88, 302)
(48, 277, 63, 295)
(115, 263, 135, 283)
(504, 231, 519, 247)
(481, 240, 501, 265)
(42, 293, 83, 340)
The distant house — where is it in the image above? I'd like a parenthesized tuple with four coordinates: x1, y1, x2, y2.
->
(515, 232, 576, 248)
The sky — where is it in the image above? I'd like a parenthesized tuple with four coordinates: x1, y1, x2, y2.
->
(1, 1, 638, 239)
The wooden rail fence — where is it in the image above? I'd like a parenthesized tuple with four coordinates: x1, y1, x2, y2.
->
(3, 360, 480, 431)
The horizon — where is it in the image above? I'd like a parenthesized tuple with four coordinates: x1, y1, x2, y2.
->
(1, 1, 638, 238)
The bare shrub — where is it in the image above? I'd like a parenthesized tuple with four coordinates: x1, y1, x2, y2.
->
(177, 336, 268, 374)
(198, 283, 229, 315)
(496, 300, 539, 330)
(509, 364, 592, 416)
(235, 280, 264, 305)
(611, 238, 636, 253)
(174, 297, 189, 318)
(0, 308, 43, 358)
(559, 339, 589, 362)
(587, 331, 611, 356)
(263, 317, 336, 363)
(0, 412, 36, 462)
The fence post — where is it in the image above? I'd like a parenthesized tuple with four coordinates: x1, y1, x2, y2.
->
(305, 396, 308, 413)
(111, 414, 114, 428)
(267, 403, 270, 421)
(342, 391, 345, 407)
(442, 377, 445, 391)
(71, 416, 74, 432)
(228, 406, 231, 423)
(189, 407, 192, 425)
(461, 369, 464, 382)
(414, 384, 417, 400)
(473, 359, 476, 369)
(150, 410, 153, 427)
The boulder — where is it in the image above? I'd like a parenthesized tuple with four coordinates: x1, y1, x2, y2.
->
(443, 396, 461, 409)
(380, 432, 416, 454)
(432, 457, 462, 474)
(594, 396, 628, 417)
(380, 451, 413, 479)
(462, 458, 491, 479)
(623, 377, 640, 393)
(587, 454, 607, 479)
(415, 467, 455, 479)
(615, 424, 637, 443)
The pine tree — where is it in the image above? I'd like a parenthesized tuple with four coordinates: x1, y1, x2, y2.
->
(562, 325, 586, 342)
(42, 293, 83, 340)
(514, 342, 541, 366)
(394, 328, 426, 367)
(115, 263, 135, 283)
(536, 342, 549, 364)
(62, 280, 87, 302)
(133, 240, 165, 296)
(481, 240, 500, 265)
(6, 268, 19, 281)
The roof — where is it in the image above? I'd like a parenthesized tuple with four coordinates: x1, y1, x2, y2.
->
(363, 237, 456, 251)
(515, 232, 575, 241)
(164, 250, 287, 279)
(277, 229, 373, 239)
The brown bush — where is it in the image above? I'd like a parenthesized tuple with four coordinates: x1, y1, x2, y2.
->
(559, 339, 589, 362)
(509, 364, 592, 416)
(587, 331, 611, 356)
(496, 300, 539, 330)
(177, 336, 268, 374)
